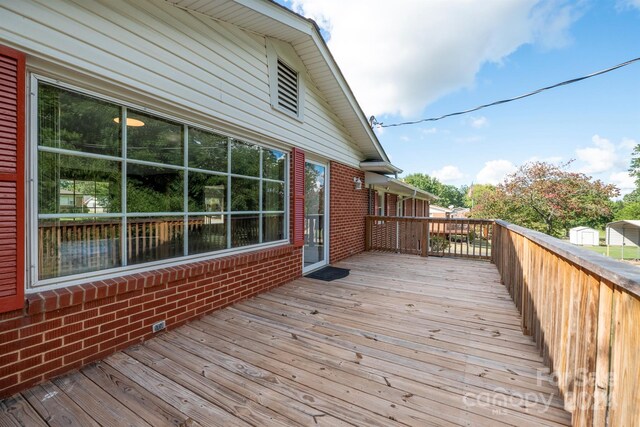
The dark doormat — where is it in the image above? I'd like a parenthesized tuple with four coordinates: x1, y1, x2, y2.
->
(305, 266, 350, 282)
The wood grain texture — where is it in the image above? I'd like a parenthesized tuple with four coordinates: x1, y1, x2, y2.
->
(1, 252, 570, 426)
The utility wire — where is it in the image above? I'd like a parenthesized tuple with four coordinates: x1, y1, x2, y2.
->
(370, 56, 640, 128)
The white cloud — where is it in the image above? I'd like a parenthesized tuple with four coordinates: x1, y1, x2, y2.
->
(292, 0, 582, 117)
(620, 137, 637, 151)
(432, 165, 464, 183)
(618, 0, 640, 11)
(422, 127, 438, 135)
(575, 135, 617, 174)
(469, 116, 488, 129)
(476, 160, 517, 185)
(609, 171, 635, 195)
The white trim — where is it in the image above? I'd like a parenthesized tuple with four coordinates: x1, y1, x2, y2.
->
(302, 158, 329, 274)
(29, 75, 292, 289)
(28, 240, 291, 293)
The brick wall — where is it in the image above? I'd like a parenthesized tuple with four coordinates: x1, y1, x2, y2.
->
(329, 162, 368, 263)
(386, 194, 397, 216)
(0, 245, 301, 397)
(0, 149, 303, 398)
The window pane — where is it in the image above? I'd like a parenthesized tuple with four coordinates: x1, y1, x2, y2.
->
(263, 181, 284, 211)
(231, 140, 259, 176)
(263, 148, 285, 181)
(188, 172, 226, 213)
(39, 217, 122, 280)
(231, 177, 259, 211)
(126, 217, 184, 265)
(231, 214, 259, 248)
(38, 84, 121, 156)
(38, 152, 121, 214)
(188, 215, 227, 254)
(127, 164, 183, 213)
(127, 111, 183, 166)
(188, 128, 227, 172)
(263, 214, 284, 243)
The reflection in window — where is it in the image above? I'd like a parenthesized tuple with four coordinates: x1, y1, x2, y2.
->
(188, 215, 227, 255)
(38, 84, 121, 156)
(231, 140, 260, 176)
(263, 181, 284, 211)
(38, 151, 121, 214)
(231, 215, 259, 248)
(126, 217, 184, 265)
(231, 177, 259, 211)
(127, 111, 183, 166)
(263, 148, 285, 181)
(127, 164, 183, 213)
(189, 128, 227, 172)
(188, 172, 226, 213)
(39, 217, 122, 279)
(35, 81, 288, 283)
(263, 214, 284, 243)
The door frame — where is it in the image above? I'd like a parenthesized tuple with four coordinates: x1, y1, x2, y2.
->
(302, 158, 329, 274)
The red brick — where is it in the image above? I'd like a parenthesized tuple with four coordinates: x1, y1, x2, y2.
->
(84, 313, 115, 329)
(20, 338, 62, 359)
(85, 330, 115, 348)
(64, 344, 99, 365)
(99, 318, 128, 333)
(0, 335, 43, 355)
(0, 330, 18, 344)
(64, 327, 99, 345)
(45, 341, 82, 362)
(63, 308, 99, 325)
(45, 323, 82, 341)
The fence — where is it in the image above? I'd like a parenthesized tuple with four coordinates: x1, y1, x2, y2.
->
(492, 220, 640, 426)
(364, 216, 493, 259)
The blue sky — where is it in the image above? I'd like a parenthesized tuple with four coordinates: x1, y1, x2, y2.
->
(281, 0, 640, 196)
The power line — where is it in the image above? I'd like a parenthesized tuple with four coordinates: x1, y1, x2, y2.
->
(370, 56, 640, 129)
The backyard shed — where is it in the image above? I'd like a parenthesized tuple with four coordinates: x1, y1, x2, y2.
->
(569, 226, 599, 246)
(606, 220, 640, 246)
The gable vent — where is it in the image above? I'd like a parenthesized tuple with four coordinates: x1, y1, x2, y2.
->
(277, 59, 299, 116)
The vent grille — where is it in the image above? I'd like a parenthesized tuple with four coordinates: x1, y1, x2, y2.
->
(277, 59, 298, 115)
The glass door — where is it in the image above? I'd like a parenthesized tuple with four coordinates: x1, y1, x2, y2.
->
(303, 161, 327, 272)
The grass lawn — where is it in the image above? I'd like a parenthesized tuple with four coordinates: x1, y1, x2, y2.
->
(582, 245, 640, 260)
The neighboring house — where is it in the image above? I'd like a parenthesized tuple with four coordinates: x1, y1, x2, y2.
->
(365, 172, 437, 217)
(569, 226, 599, 246)
(606, 220, 640, 247)
(0, 0, 404, 396)
(429, 204, 454, 218)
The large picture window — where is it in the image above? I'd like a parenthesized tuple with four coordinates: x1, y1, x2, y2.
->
(34, 81, 288, 284)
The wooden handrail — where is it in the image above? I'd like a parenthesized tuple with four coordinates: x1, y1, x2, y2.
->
(364, 216, 494, 259)
(492, 220, 640, 426)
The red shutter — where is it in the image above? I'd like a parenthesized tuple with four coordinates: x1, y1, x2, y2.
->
(0, 45, 25, 313)
(291, 148, 305, 247)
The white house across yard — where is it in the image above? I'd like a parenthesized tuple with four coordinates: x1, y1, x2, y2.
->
(569, 226, 599, 246)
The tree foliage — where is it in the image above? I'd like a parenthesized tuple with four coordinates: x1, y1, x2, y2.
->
(402, 173, 465, 207)
(470, 161, 619, 237)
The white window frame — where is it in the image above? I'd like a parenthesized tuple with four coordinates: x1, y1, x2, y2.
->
(28, 75, 290, 291)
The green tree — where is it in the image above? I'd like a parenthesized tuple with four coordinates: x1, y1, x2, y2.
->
(402, 173, 465, 207)
(464, 184, 496, 208)
(470, 161, 619, 237)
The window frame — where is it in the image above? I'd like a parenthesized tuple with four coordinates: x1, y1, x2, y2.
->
(28, 75, 290, 291)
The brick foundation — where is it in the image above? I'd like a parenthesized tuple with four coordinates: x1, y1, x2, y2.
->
(329, 162, 368, 263)
(0, 245, 301, 397)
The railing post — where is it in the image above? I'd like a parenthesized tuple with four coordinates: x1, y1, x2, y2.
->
(420, 219, 428, 257)
(365, 216, 371, 251)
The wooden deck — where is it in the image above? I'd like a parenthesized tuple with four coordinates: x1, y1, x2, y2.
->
(0, 252, 571, 426)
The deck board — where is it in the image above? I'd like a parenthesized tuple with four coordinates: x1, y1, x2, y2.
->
(0, 252, 572, 426)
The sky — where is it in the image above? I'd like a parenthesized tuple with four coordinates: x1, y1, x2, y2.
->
(279, 0, 640, 196)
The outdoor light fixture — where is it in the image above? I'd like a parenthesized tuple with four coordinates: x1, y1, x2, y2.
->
(353, 177, 362, 190)
(113, 117, 145, 127)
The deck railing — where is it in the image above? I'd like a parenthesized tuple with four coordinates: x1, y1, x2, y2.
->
(365, 216, 493, 259)
(492, 220, 640, 426)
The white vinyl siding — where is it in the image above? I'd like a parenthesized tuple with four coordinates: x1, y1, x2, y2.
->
(0, 0, 365, 167)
